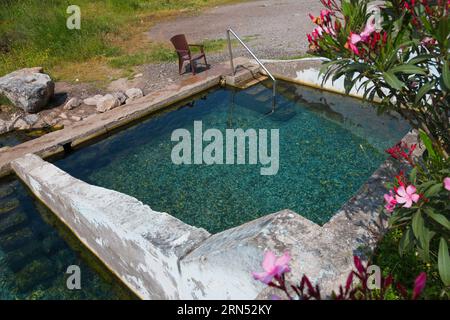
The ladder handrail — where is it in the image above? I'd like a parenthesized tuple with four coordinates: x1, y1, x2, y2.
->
(226, 28, 276, 111)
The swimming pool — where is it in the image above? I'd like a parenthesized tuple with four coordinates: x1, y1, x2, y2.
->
(0, 177, 132, 299)
(53, 80, 410, 233)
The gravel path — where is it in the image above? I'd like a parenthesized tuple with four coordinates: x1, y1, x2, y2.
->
(134, 0, 322, 93)
(149, 0, 321, 59)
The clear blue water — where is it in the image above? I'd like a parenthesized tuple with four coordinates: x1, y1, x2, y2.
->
(0, 177, 130, 299)
(0, 80, 409, 299)
(55, 81, 410, 233)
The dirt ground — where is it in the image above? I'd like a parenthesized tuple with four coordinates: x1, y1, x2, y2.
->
(148, 0, 321, 58)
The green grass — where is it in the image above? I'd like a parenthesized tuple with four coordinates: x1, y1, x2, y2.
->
(372, 228, 449, 299)
(276, 53, 315, 60)
(108, 37, 256, 70)
(0, 94, 13, 106)
(0, 0, 247, 81)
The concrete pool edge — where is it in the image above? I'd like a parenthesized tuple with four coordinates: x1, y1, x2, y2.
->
(1, 57, 420, 299)
(9, 129, 419, 299)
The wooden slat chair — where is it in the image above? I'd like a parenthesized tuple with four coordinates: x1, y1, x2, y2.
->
(170, 34, 208, 75)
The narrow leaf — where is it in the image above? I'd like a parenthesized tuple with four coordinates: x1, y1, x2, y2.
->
(382, 72, 405, 90)
(442, 60, 450, 91)
(390, 65, 427, 75)
(425, 208, 450, 230)
(419, 129, 437, 160)
(412, 210, 424, 241)
(438, 238, 450, 286)
(415, 81, 435, 104)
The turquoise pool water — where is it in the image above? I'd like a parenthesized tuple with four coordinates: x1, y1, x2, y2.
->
(55, 80, 410, 233)
(0, 177, 126, 299)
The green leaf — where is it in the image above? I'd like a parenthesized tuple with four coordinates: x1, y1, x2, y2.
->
(424, 183, 443, 198)
(438, 238, 450, 286)
(382, 71, 405, 90)
(425, 208, 450, 230)
(418, 227, 434, 262)
(409, 167, 417, 184)
(412, 210, 425, 241)
(407, 54, 433, 65)
(399, 228, 413, 256)
(419, 129, 437, 160)
(415, 81, 435, 104)
(344, 72, 355, 94)
(442, 60, 450, 91)
(389, 65, 427, 75)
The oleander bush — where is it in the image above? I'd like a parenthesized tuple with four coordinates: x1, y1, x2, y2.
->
(303, 0, 449, 296)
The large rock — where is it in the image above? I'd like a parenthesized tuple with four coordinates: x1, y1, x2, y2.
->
(0, 119, 6, 134)
(96, 94, 120, 113)
(83, 94, 103, 106)
(0, 67, 54, 113)
(63, 97, 81, 110)
(112, 91, 127, 105)
(125, 88, 143, 103)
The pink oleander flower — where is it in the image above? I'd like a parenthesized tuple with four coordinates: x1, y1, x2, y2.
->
(384, 190, 397, 213)
(252, 251, 291, 284)
(346, 32, 361, 55)
(345, 18, 377, 55)
(395, 185, 420, 208)
(412, 272, 427, 300)
(421, 37, 436, 46)
(360, 18, 376, 42)
(444, 177, 450, 191)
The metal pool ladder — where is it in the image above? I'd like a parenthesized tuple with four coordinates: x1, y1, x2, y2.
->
(226, 28, 276, 112)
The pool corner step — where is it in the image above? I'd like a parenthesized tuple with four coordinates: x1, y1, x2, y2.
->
(224, 61, 267, 89)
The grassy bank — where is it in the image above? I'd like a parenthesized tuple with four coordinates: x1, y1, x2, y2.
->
(0, 0, 244, 83)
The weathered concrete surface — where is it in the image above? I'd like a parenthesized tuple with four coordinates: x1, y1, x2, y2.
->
(262, 58, 386, 101)
(181, 131, 420, 299)
(225, 61, 262, 88)
(11, 154, 210, 299)
(0, 58, 245, 178)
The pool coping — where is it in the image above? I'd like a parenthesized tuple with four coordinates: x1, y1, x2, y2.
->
(3, 57, 421, 299)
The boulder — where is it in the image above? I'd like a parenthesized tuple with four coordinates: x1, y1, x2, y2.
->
(13, 118, 30, 130)
(112, 91, 127, 105)
(96, 94, 120, 113)
(125, 88, 143, 101)
(83, 94, 103, 106)
(0, 67, 54, 113)
(23, 114, 39, 126)
(0, 119, 6, 134)
(63, 97, 81, 110)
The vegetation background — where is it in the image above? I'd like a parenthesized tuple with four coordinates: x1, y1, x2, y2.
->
(0, 0, 243, 83)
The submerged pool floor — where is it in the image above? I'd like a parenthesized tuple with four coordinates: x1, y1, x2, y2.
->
(56, 81, 409, 233)
(0, 178, 123, 299)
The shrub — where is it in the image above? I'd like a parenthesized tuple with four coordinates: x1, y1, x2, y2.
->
(306, 0, 449, 157)
(305, 0, 449, 296)
(252, 251, 427, 300)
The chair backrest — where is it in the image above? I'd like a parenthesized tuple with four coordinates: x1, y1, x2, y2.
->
(170, 34, 189, 55)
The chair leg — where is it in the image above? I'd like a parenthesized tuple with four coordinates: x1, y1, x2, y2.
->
(204, 55, 208, 68)
(178, 58, 183, 75)
(190, 60, 196, 75)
